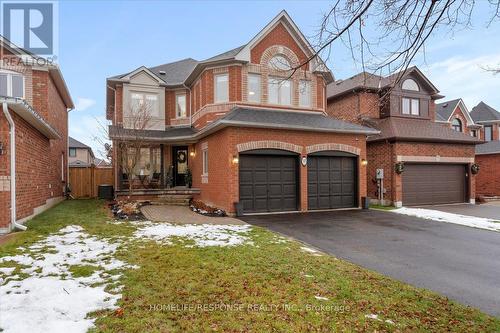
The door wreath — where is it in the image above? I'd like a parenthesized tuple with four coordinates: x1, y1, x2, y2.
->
(177, 151, 187, 163)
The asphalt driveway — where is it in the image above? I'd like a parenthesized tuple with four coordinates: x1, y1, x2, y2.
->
(424, 202, 500, 220)
(240, 209, 500, 316)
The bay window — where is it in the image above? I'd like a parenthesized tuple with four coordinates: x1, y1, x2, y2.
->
(299, 80, 311, 107)
(268, 77, 291, 105)
(402, 97, 419, 116)
(485, 125, 493, 141)
(247, 73, 261, 103)
(176, 93, 186, 118)
(131, 92, 159, 117)
(214, 74, 229, 103)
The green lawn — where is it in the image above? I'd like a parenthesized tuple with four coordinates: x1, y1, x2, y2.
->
(1, 200, 499, 332)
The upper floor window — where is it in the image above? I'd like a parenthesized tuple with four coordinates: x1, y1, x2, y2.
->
(69, 148, 76, 157)
(131, 92, 159, 117)
(471, 129, 477, 137)
(247, 73, 261, 103)
(402, 79, 419, 91)
(268, 77, 291, 105)
(299, 80, 311, 107)
(269, 55, 291, 71)
(0, 70, 24, 98)
(214, 73, 229, 103)
(402, 97, 419, 116)
(484, 125, 493, 141)
(451, 118, 462, 132)
(175, 93, 187, 118)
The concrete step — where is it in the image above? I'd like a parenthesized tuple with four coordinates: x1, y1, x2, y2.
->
(153, 195, 192, 206)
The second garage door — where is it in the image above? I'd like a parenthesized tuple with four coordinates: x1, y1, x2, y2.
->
(307, 155, 357, 210)
(239, 153, 298, 214)
(402, 164, 467, 206)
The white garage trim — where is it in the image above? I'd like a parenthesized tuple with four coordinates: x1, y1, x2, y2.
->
(396, 155, 474, 163)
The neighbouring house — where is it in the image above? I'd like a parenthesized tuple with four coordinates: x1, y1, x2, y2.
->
(0, 39, 74, 233)
(106, 10, 378, 215)
(94, 158, 112, 168)
(327, 67, 479, 207)
(435, 98, 481, 138)
(471, 102, 500, 197)
(69, 136, 95, 167)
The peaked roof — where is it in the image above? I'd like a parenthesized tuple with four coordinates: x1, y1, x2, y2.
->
(69, 136, 95, 158)
(108, 10, 333, 87)
(476, 140, 500, 155)
(327, 66, 440, 99)
(470, 102, 500, 122)
(436, 99, 461, 121)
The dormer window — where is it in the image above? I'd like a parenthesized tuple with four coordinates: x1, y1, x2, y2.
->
(269, 55, 291, 71)
(451, 118, 463, 132)
(0, 70, 24, 98)
(402, 78, 419, 91)
(402, 97, 419, 116)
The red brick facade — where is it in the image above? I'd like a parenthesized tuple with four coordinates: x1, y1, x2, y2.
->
(475, 154, 500, 196)
(0, 54, 70, 231)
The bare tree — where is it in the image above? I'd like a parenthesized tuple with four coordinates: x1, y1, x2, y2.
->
(286, 0, 500, 87)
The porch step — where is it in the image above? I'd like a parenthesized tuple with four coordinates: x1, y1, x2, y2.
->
(155, 194, 192, 206)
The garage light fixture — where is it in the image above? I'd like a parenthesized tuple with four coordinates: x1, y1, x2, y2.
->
(361, 159, 368, 166)
(232, 155, 239, 164)
(189, 149, 195, 157)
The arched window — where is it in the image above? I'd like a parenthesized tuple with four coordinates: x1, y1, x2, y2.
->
(0, 69, 24, 98)
(402, 78, 419, 91)
(452, 118, 462, 132)
(268, 55, 291, 71)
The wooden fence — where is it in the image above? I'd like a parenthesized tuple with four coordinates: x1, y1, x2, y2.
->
(69, 166, 114, 198)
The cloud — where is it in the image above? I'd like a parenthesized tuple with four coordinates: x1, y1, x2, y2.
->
(421, 54, 500, 110)
(75, 97, 96, 112)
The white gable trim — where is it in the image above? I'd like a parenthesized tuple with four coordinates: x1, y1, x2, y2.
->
(447, 99, 475, 126)
(122, 66, 164, 84)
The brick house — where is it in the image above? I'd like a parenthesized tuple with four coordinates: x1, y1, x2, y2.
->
(327, 67, 479, 207)
(0, 41, 74, 233)
(435, 98, 481, 138)
(471, 102, 500, 197)
(106, 11, 377, 215)
(69, 136, 95, 167)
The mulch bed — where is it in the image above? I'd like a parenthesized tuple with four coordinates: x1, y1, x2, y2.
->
(109, 200, 148, 220)
(190, 200, 227, 217)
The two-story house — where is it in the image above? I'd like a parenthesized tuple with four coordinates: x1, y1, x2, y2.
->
(327, 67, 479, 207)
(0, 39, 73, 233)
(435, 98, 481, 137)
(106, 11, 378, 215)
(471, 101, 500, 197)
(68, 136, 95, 167)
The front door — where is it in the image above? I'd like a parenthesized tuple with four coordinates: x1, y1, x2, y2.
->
(172, 146, 188, 187)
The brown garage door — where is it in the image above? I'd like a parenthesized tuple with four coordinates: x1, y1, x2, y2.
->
(239, 153, 298, 213)
(403, 164, 466, 206)
(308, 155, 357, 210)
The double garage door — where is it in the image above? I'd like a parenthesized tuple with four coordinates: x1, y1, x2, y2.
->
(402, 164, 467, 206)
(239, 152, 357, 214)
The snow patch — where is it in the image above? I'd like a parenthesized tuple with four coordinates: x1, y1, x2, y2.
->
(0, 225, 136, 333)
(314, 295, 329, 300)
(301, 246, 322, 256)
(393, 207, 500, 232)
(133, 221, 252, 247)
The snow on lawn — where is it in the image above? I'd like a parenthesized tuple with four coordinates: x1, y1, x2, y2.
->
(393, 207, 500, 232)
(133, 221, 252, 247)
(0, 225, 136, 333)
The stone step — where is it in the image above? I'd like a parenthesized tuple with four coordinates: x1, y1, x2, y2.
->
(153, 195, 192, 206)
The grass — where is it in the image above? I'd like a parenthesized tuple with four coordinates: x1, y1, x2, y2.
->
(370, 204, 397, 211)
(1, 200, 500, 332)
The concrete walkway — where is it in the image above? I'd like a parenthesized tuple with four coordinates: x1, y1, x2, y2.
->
(141, 205, 246, 225)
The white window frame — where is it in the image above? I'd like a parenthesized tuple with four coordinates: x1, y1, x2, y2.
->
(0, 70, 25, 98)
(175, 93, 187, 118)
(130, 92, 159, 117)
(299, 80, 311, 107)
(202, 148, 208, 176)
(247, 73, 261, 103)
(402, 78, 419, 91)
(402, 97, 419, 116)
(214, 73, 229, 103)
(69, 148, 76, 157)
(268, 76, 292, 106)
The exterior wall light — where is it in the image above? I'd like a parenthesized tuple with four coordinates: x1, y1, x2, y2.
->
(232, 155, 239, 164)
(189, 150, 195, 157)
(0, 142, 3, 155)
(361, 159, 368, 166)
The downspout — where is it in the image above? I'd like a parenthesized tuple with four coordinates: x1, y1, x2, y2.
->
(183, 83, 193, 127)
(2, 102, 27, 231)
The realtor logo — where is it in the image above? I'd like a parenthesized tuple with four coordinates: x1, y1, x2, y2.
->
(1, 1, 58, 58)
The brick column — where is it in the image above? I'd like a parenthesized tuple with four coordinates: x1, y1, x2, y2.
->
(300, 154, 308, 211)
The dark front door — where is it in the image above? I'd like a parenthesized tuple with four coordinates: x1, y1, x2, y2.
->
(239, 154, 298, 213)
(307, 156, 357, 210)
(172, 146, 188, 187)
(402, 164, 467, 206)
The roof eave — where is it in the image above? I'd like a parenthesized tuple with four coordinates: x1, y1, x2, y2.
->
(368, 136, 479, 145)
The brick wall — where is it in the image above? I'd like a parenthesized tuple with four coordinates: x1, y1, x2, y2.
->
(326, 91, 380, 124)
(475, 154, 500, 196)
(191, 127, 367, 214)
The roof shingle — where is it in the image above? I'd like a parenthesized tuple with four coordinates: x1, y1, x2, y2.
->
(470, 102, 500, 122)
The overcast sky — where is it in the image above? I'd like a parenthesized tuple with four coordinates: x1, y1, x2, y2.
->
(58, 1, 500, 158)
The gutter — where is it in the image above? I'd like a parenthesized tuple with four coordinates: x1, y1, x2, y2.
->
(2, 102, 27, 231)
